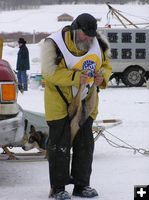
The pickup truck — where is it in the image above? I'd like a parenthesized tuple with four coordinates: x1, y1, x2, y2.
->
(0, 59, 24, 148)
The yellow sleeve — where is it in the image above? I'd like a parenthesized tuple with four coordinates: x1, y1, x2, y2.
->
(44, 59, 81, 88)
(99, 51, 112, 89)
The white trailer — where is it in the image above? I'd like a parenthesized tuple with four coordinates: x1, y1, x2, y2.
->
(99, 28, 149, 86)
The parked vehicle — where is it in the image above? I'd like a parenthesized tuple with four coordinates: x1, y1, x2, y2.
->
(0, 59, 24, 147)
(99, 28, 149, 86)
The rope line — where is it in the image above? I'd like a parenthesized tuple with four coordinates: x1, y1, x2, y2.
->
(97, 126, 149, 156)
(118, 10, 149, 22)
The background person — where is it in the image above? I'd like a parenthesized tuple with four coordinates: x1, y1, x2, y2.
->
(41, 13, 112, 200)
(16, 37, 30, 91)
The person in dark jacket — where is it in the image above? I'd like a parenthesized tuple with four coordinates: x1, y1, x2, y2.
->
(16, 37, 30, 91)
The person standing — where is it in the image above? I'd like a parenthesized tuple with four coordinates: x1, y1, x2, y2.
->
(41, 13, 112, 200)
(16, 37, 30, 91)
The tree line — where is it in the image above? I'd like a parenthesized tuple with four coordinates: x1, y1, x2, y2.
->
(37, 0, 149, 4)
(0, 0, 149, 11)
(0, 0, 40, 10)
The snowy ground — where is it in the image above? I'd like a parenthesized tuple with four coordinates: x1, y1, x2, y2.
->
(1, 3, 149, 200)
(0, 86, 149, 200)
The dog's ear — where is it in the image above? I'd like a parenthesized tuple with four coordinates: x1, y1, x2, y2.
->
(30, 125, 36, 134)
(29, 135, 37, 143)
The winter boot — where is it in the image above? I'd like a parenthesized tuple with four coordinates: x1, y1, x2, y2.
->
(51, 191, 71, 200)
(72, 186, 98, 198)
(49, 187, 71, 200)
(18, 84, 24, 93)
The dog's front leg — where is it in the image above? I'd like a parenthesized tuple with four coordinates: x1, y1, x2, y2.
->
(2, 146, 18, 160)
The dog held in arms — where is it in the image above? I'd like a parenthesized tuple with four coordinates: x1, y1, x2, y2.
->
(68, 69, 104, 144)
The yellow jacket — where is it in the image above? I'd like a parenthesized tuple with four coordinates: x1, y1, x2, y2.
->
(41, 28, 112, 121)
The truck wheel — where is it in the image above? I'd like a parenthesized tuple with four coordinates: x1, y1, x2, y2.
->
(122, 66, 145, 87)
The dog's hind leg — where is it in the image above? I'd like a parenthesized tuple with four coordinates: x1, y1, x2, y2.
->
(68, 85, 86, 144)
(70, 102, 82, 144)
(71, 84, 97, 143)
(68, 84, 85, 119)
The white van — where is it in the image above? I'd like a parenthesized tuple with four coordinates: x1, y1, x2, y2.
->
(99, 28, 149, 86)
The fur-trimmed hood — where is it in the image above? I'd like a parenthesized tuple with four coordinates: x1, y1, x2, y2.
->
(41, 38, 58, 76)
(96, 31, 111, 57)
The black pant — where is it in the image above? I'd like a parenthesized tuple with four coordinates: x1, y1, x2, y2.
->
(47, 116, 94, 188)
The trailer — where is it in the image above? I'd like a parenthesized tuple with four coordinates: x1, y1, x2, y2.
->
(99, 3, 149, 87)
(98, 28, 149, 87)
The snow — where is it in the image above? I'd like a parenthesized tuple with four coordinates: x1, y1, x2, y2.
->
(1, 3, 149, 200)
(1, 87, 149, 200)
(0, 4, 149, 33)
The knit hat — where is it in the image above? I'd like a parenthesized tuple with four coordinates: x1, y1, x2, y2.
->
(71, 13, 97, 37)
(18, 38, 26, 44)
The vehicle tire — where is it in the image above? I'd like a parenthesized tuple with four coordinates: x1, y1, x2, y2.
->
(122, 66, 145, 87)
